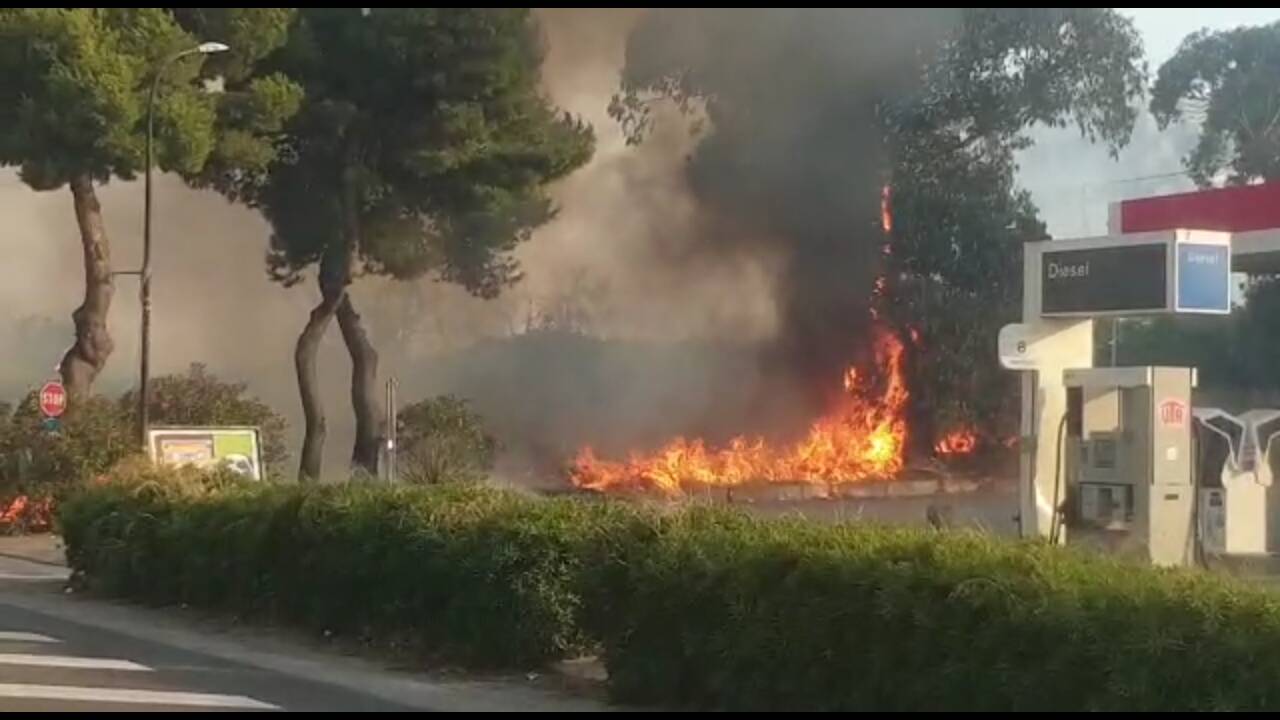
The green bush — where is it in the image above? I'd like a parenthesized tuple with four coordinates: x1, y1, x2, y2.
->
(118, 363, 289, 475)
(0, 393, 135, 497)
(58, 469, 1280, 709)
(396, 395, 497, 485)
(60, 468, 639, 669)
(585, 509, 1280, 711)
(1, 365, 289, 503)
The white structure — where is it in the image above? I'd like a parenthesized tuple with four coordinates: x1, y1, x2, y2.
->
(1017, 183, 1280, 556)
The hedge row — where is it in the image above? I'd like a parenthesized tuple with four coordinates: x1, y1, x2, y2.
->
(59, 465, 1280, 710)
(58, 461, 639, 668)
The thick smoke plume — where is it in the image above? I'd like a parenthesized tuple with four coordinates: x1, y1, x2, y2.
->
(611, 9, 961, 411)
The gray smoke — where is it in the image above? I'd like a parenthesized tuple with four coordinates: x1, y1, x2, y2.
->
(0, 9, 1206, 483)
(0, 8, 783, 479)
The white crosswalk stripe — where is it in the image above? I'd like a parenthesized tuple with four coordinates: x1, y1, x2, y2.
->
(0, 652, 150, 671)
(0, 573, 69, 581)
(0, 683, 280, 709)
(0, 632, 59, 644)
(0, 631, 280, 709)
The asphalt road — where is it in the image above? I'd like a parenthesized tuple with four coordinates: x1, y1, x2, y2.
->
(0, 599, 415, 711)
(0, 552, 411, 712)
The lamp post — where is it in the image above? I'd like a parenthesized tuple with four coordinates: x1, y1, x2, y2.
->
(139, 41, 230, 449)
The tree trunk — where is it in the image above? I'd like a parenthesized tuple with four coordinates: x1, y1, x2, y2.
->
(59, 175, 115, 399)
(903, 337, 937, 459)
(295, 252, 347, 483)
(337, 294, 382, 474)
(333, 150, 382, 477)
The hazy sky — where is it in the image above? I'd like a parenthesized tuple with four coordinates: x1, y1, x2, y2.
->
(1019, 8, 1280, 238)
(1122, 8, 1280, 65)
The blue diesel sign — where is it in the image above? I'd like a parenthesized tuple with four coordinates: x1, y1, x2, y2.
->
(1176, 243, 1231, 313)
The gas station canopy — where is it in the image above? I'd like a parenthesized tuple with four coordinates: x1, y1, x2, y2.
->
(1108, 182, 1280, 274)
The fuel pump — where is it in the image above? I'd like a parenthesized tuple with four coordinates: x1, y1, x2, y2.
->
(1057, 367, 1197, 566)
(1193, 408, 1280, 556)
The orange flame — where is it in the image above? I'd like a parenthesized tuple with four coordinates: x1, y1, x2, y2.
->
(880, 184, 893, 234)
(934, 428, 978, 457)
(0, 495, 53, 533)
(570, 326, 909, 495)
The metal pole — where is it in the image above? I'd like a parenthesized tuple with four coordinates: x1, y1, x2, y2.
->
(1110, 318, 1121, 367)
(137, 43, 229, 450)
(384, 377, 398, 483)
(139, 69, 160, 450)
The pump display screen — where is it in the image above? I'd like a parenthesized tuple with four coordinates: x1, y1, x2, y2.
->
(1090, 438, 1117, 470)
(1041, 243, 1167, 315)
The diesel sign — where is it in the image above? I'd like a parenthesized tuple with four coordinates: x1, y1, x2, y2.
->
(1041, 242, 1167, 316)
(1047, 260, 1089, 279)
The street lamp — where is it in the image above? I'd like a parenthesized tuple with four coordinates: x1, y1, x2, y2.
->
(139, 41, 230, 449)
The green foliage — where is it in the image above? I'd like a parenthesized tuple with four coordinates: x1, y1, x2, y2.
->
(0, 393, 134, 497)
(396, 395, 496, 485)
(878, 9, 1140, 443)
(883, 133, 1049, 441)
(1119, 278, 1280, 393)
(587, 509, 1280, 711)
(0, 8, 300, 189)
(0, 365, 289, 496)
(61, 472, 1280, 709)
(117, 363, 289, 474)
(902, 9, 1147, 155)
(251, 8, 595, 297)
(61, 473, 638, 669)
(1142, 21, 1280, 398)
(1151, 21, 1280, 186)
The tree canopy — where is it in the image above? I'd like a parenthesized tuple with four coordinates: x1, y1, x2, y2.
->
(211, 9, 594, 480)
(0, 8, 299, 192)
(1151, 21, 1280, 186)
(0, 8, 301, 397)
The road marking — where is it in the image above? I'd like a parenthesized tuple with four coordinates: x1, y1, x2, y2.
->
(0, 572, 69, 581)
(0, 653, 150, 671)
(0, 631, 59, 644)
(0, 683, 279, 709)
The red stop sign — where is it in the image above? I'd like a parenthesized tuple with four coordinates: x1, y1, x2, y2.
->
(39, 381, 67, 418)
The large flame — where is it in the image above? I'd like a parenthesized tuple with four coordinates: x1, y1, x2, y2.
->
(570, 325, 909, 495)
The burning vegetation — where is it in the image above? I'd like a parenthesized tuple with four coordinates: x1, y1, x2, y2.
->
(570, 325, 920, 495)
(568, 181, 980, 496)
(934, 428, 978, 457)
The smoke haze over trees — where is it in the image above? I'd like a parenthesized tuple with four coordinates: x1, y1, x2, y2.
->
(1, 8, 1275, 479)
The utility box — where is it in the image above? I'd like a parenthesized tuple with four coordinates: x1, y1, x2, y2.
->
(1061, 366, 1196, 566)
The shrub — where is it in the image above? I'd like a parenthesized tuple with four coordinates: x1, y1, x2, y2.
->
(59, 470, 1280, 710)
(396, 395, 496, 485)
(1, 365, 288, 508)
(0, 393, 135, 496)
(584, 509, 1280, 711)
(60, 468, 640, 669)
(117, 363, 289, 474)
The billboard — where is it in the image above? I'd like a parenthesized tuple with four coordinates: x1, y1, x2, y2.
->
(146, 426, 264, 481)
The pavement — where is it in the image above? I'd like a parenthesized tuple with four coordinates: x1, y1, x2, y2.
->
(0, 535, 615, 712)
